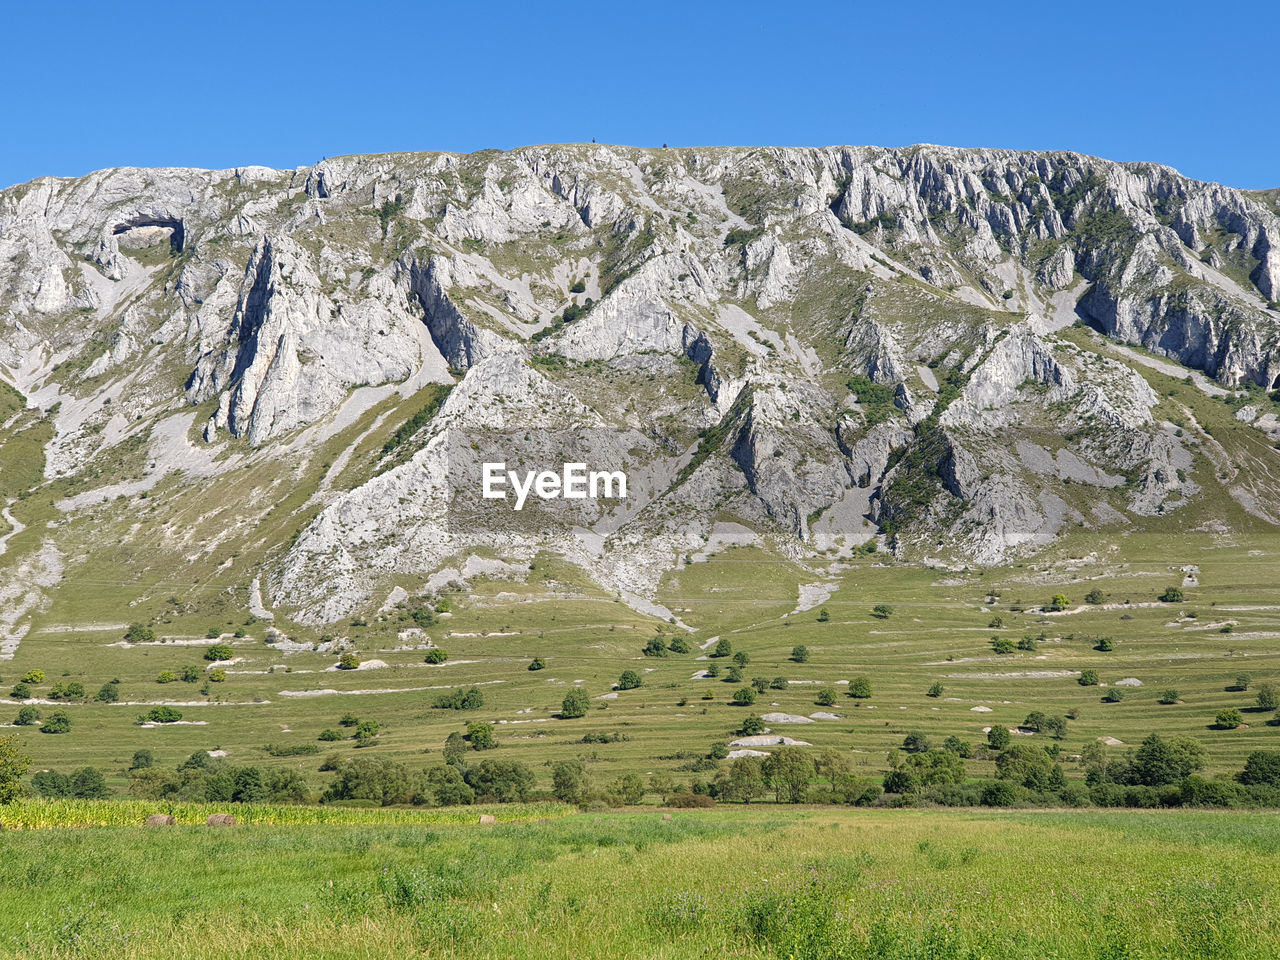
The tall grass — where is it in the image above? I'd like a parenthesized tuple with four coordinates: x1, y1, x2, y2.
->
(0, 797, 572, 829)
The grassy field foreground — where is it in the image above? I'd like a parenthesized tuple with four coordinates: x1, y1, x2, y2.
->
(0, 807, 1277, 959)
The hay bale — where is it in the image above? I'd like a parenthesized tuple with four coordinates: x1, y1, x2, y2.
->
(205, 814, 237, 827)
(478, 814, 497, 825)
(145, 814, 176, 827)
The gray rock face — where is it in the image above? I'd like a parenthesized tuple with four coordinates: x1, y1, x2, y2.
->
(2, 143, 1278, 624)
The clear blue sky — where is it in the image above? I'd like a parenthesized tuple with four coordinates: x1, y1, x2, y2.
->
(4, 0, 1276, 190)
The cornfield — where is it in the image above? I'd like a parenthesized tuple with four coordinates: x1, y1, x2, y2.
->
(0, 797, 573, 829)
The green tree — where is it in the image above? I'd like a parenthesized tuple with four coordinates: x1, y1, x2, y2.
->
(732, 651, 750, 668)
(130, 749, 153, 770)
(817, 689, 836, 706)
(667, 636, 691, 654)
(927, 681, 944, 698)
(848, 676, 872, 698)
(610, 773, 645, 805)
(337, 653, 360, 670)
(464, 759, 535, 802)
(552, 759, 590, 803)
(528, 657, 546, 671)
(1159, 586, 1184, 603)
(442, 731, 468, 763)
(1078, 670, 1099, 686)
(94, 681, 120, 703)
(739, 715, 765, 736)
(561, 688, 590, 718)
(762, 747, 815, 803)
(643, 636, 668, 657)
(1238, 751, 1280, 787)
(722, 756, 766, 803)
(40, 711, 71, 734)
(466, 721, 496, 750)
(942, 735, 973, 758)
(1158, 689, 1180, 704)
(816, 608, 830, 623)
(996, 742, 1056, 790)
(204, 643, 234, 662)
(1216, 708, 1243, 729)
(902, 731, 931, 753)
(987, 726, 1011, 750)
(791, 645, 810, 663)
(732, 687, 756, 706)
(1256, 683, 1278, 711)
(713, 638, 733, 659)
(124, 624, 155, 642)
(1085, 588, 1106, 604)
(769, 676, 788, 690)
(424, 765, 474, 805)
(0, 734, 32, 804)
(871, 604, 893, 619)
(232, 767, 267, 802)
(424, 648, 448, 664)
(1046, 594, 1070, 612)
(69, 767, 110, 798)
(14, 706, 39, 726)
(617, 670, 642, 690)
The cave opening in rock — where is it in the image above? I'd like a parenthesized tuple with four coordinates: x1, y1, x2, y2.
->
(113, 216, 184, 255)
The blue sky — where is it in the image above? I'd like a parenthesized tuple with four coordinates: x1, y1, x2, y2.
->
(4, 0, 1276, 190)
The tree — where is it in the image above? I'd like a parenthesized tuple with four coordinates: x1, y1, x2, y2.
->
(667, 636, 691, 654)
(14, 706, 39, 726)
(442, 731, 468, 763)
(1232, 674, 1252, 692)
(1158, 689, 1180, 705)
(205, 643, 234, 662)
(762, 747, 814, 802)
(434, 687, 485, 710)
(466, 721, 496, 750)
(987, 726, 1011, 750)
(1132, 733, 1205, 786)
(1256, 683, 1278, 712)
(739, 715, 765, 736)
(552, 760, 590, 803)
(732, 651, 750, 668)
(902, 731, 931, 753)
(232, 767, 267, 802)
(991, 636, 1015, 654)
(424, 765, 474, 806)
(424, 648, 448, 664)
(464, 759, 535, 802)
(32, 770, 72, 797)
(1022, 711, 1047, 732)
(996, 742, 1056, 790)
(1042, 716, 1068, 739)
(849, 676, 872, 698)
(181, 665, 201, 683)
(528, 657, 546, 671)
(0, 735, 32, 804)
(1085, 588, 1106, 605)
(561, 688, 590, 719)
(141, 706, 181, 724)
(905, 749, 966, 787)
(643, 636, 668, 658)
(1046, 594, 1070, 612)
(10, 682, 31, 700)
(321, 756, 412, 805)
(1078, 670, 1099, 686)
(337, 653, 360, 670)
(722, 756, 766, 803)
(769, 676, 788, 690)
(724, 666, 743, 684)
(1102, 688, 1123, 702)
(1095, 637, 1115, 652)
(751, 677, 769, 693)
(610, 773, 645, 805)
(817, 689, 836, 707)
(40, 711, 71, 734)
(927, 682, 944, 698)
(732, 687, 756, 706)
(130, 749, 154, 770)
(1216, 708, 1243, 729)
(95, 681, 120, 703)
(790, 645, 810, 663)
(1238, 751, 1280, 788)
(713, 638, 733, 659)
(1159, 586, 1184, 603)
(871, 604, 893, 619)
(649, 772, 677, 801)
(942, 735, 973, 758)
(124, 623, 155, 643)
(617, 670, 642, 690)
(816, 607, 830, 623)
(354, 719, 381, 745)
(708, 741, 729, 760)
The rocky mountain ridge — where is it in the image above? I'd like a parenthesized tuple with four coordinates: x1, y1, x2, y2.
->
(2, 143, 1279, 632)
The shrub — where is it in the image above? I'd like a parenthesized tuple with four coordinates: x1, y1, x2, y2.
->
(817, 689, 836, 706)
(466, 721, 497, 750)
(561, 688, 591, 718)
(1256, 683, 1278, 711)
(14, 706, 40, 726)
(617, 670, 642, 690)
(1078, 670, 1099, 686)
(816, 608, 830, 623)
(318, 729, 343, 741)
(9, 683, 30, 700)
(205, 644, 234, 662)
(739, 715, 765, 736)
(1095, 637, 1114, 652)
(732, 650, 750, 667)
(732, 687, 757, 706)
(424, 648, 448, 664)
(1158, 689, 1180, 704)
(130, 749, 153, 770)
(667, 791, 716, 808)
(1216, 708, 1243, 729)
(942, 735, 973, 758)
(339, 713, 359, 727)
(1085, 588, 1106, 604)
(208, 669, 226, 683)
(140, 706, 182, 724)
(1159, 586, 1184, 603)
(991, 637, 1015, 654)
(667, 636, 691, 654)
(871, 604, 893, 619)
(769, 676, 788, 690)
(1045, 594, 1070, 612)
(981, 781, 1018, 806)
(790, 645, 810, 663)
(713, 638, 733, 658)
(433, 687, 484, 710)
(528, 657, 546, 671)
(40, 711, 72, 734)
(94, 681, 120, 703)
(643, 637, 668, 658)
(337, 653, 360, 670)
(181, 665, 201, 683)
(124, 624, 155, 643)
(849, 676, 872, 698)
(707, 741, 729, 760)
(927, 681, 944, 698)
(21, 670, 45, 685)
(1103, 688, 1124, 702)
(1232, 674, 1252, 692)
(206, 627, 222, 639)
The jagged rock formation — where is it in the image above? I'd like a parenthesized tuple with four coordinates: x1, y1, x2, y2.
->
(1, 143, 1278, 627)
